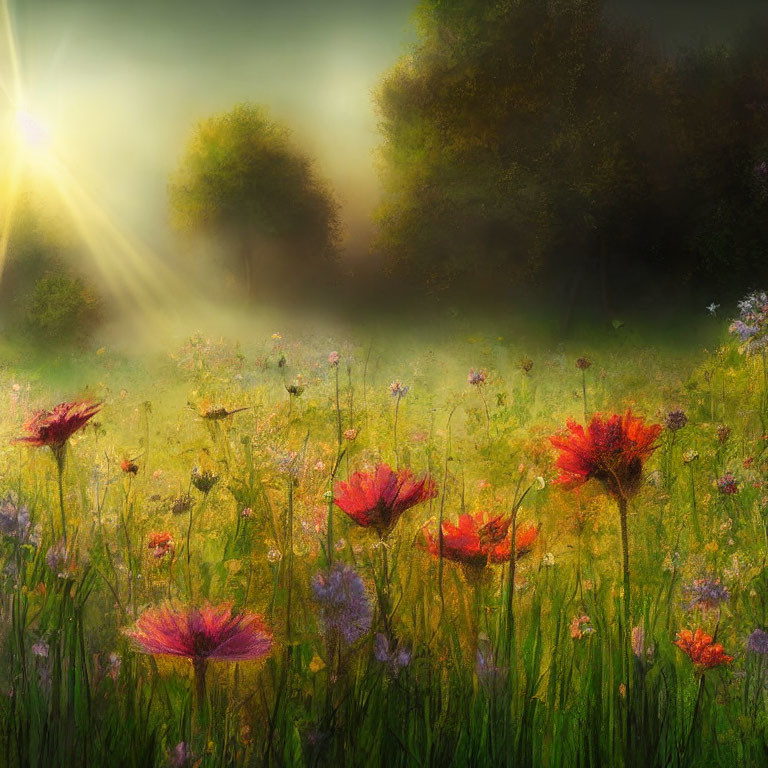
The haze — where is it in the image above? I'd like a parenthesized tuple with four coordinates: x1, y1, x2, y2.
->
(8, 0, 767, 261)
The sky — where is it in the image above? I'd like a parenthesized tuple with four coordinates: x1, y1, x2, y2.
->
(6, 0, 768, 259)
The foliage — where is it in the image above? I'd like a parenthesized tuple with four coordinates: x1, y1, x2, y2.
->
(169, 103, 341, 297)
(23, 271, 101, 346)
(374, 0, 768, 312)
(0, 308, 766, 765)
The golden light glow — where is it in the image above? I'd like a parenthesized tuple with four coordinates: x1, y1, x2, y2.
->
(0, 0, 195, 326)
(14, 108, 49, 149)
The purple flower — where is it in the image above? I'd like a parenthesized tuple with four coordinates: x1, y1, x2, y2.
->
(748, 628, 768, 655)
(328, 351, 340, 366)
(664, 410, 688, 433)
(476, 635, 506, 693)
(389, 380, 410, 399)
(730, 291, 768, 355)
(169, 742, 193, 768)
(683, 577, 730, 611)
(46, 539, 75, 578)
(374, 632, 411, 675)
(31, 642, 48, 658)
(717, 473, 739, 495)
(0, 493, 30, 541)
(468, 368, 487, 386)
(312, 562, 372, 645)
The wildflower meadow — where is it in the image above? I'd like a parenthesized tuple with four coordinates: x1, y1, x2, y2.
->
(0, 300, 766, 767)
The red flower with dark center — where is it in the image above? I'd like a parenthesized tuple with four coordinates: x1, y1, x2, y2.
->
(674, 628, 733, 670)
(125, 604, 272, 663)
(550, 410, 661, 499)
(121, 458, 139, 475)
(148, 532, 174, 559)
(13, 400, 101, 461)
(421, 511, 539, 568)
(334, 464, 437, 536)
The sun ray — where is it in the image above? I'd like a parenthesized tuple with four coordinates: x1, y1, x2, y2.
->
(0, 0, 23, 105)
(0, 146, 23, 280)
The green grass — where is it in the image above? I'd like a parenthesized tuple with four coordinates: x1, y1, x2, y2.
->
(0, 312, 765, 767)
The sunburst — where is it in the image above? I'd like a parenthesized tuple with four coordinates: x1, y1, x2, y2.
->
(0, 0, 195, 324)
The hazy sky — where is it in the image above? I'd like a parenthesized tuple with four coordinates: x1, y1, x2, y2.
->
(8, 0, 767, 255)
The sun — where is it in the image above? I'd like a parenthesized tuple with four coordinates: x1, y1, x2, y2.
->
(14, 108, 50, 150)
(0, 0, 195, 324)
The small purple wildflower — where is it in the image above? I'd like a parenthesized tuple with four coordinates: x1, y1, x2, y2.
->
(46, 539, 73, 578)
(717, 473, 739, 495)
(748, 628, 768, 655)
(312, 562, 372, 645)
(664, 409, 688, 432)
(389, 380, 410, 399)
(169, 742, 193, 768)
(683, 577, 730, 611)
(730, 291, 768, 355)
(31, 642, 48, 659)
(468, 368, 487, 386)
(328, 351, 340, 366)
(0, 493, 31, 541)
(476, 636, 506, 693)
(374, 632, 411, 675)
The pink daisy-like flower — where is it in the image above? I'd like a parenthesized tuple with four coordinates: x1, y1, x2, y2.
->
(125, 603, 272, 663)
(12, 400, 101, 464)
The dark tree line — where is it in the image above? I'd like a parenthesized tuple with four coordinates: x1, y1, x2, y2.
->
(373, 0, 768, 319)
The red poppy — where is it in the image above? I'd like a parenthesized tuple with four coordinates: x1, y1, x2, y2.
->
(121, 458, 139, 475)
(550, 410, 661, 499)
(674, 628, 733, 670)
(125, 603, 272, 663)
(13, 400, 101, 460)
(421, 511, 539, 568)
(334, 463, 437, 536)
(148, 532, 174, 558)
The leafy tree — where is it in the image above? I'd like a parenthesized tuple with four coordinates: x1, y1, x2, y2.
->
(0, 197, 102, 347)
(170, 104, 341, 298)
(374, 0, 768, 319)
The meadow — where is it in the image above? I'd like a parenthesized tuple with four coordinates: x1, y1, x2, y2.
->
(0, 302, 767, 767)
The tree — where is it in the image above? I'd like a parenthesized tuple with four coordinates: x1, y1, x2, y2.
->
(374, 0, 768, 318)
(170, 104, 340, 298)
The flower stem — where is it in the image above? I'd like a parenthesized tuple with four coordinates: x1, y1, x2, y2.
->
(193, 657, 208, 725)
(618, 496, 632, 763)
(55, 454, 67, 547)
(394, 394, 401, 470)
(334, 365, 342, 446)
(689, 464, 702, 543)
(683, 675, 705, 759)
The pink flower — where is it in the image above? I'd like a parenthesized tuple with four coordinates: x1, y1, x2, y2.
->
(125, 604, 272, 663)
(12, 400, 101, 462)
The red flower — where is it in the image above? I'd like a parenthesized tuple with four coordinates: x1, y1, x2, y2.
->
(674, 628, 733, 670)
(148, 532, 174, 559)
(121, 458, 139, 475)
(550, 410, 661, 499)
(421, 511, 538, 568)
(125, 604, 272, 663)
(334, 464, 437, 536)
(13, 400, 101, 459)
